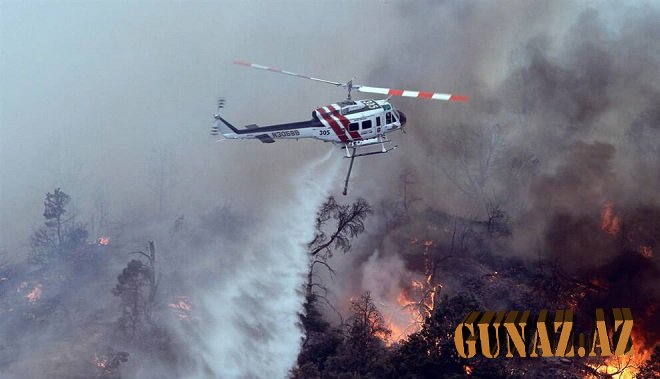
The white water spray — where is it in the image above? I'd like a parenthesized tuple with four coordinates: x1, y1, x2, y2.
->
(196, 148, 341, 379)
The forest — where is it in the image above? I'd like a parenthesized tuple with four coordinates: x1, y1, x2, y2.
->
(0, 184, 657, 378)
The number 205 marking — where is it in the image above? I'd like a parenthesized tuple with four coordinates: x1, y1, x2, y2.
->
(319, 130, 331, 136)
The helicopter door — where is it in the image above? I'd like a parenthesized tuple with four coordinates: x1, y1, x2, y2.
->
(361, 118, 374, 138)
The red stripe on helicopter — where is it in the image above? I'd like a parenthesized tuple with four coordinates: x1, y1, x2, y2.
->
(317, 108, 349, 143)
(329, 105, 362, 141)
(449, 95, 469, 102)
(418, 91, 434, 98)
(388, 89, 404, 96)
(324, 107, 353, 142)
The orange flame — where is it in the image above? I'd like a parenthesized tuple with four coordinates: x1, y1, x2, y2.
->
(601, 203, 621, 236)
(97, 236, 110, 246)
(26, 284, 42, 304)
(94, 354, 108, 369)
(168, 296, 193, 321)
(381, 238, 441, 344)
(586, 329, 655, 379)
(640, 245, 653, 258)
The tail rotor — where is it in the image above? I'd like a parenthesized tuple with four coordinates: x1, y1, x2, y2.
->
(211, 97, 226, 137)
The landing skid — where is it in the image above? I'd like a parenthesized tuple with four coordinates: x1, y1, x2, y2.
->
(342, 136, 397, 195)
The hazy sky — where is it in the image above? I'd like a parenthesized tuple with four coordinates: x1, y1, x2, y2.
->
(0, 1, 406, 255)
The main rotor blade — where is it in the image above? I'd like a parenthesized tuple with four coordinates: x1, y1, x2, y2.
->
(357, 85, 468, 102)
(234, 60, 345, 88)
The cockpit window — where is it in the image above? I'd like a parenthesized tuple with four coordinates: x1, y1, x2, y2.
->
(386, 112, 392, 124)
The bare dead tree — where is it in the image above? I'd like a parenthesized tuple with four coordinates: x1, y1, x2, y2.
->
(129, 241, 159, 312)
(147, 148, 175, 214)
(399, 167, 422, 216)
(347, 291, 391, 344)
(485, 200, 511, 237)
(439, 123, 507, 218)
(306, 197, 371, 298)
(91, 190, 110, 238)
(308, 197, 371, 258)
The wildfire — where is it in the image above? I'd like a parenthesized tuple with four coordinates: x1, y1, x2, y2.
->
(97, 236, 110, 246)
(380, 237, 443, 343)
(586, 329, 654, 379)
(640, 245, 653, 258)
(26, 283, 42, 304)
(601, 203, 621, 236)
(168, 296, 193, 321)
(94, 354, 108, 369)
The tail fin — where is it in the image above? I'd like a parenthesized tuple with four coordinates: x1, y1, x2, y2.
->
(211, 114, 240, 137)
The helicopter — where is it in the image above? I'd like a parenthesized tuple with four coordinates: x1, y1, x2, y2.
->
(211, 60, 468, 195)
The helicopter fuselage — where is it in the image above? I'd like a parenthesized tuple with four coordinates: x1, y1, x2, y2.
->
(212, 99, 406, 145)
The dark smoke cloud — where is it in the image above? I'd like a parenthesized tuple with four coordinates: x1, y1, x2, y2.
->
(324, 0, 660, 335)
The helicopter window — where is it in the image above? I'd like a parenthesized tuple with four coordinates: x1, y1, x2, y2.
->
(362, 120, 372, 129)
(349, 122, 359, 131)
(376, 116, 381, 127)
(386, 112, 393, 124)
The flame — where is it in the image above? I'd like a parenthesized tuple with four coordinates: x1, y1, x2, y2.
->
(640, 245, 653, 258)
(586, 329, 654, 379)
(168, 296, 193, 321)
(601, 203, 621, 236)
(97, 236, 110, 246)
(380, 238, 442, 344)
(94, 353, 108, 369)
(464, 365, 473, 376)
(26, 283, 42, 304)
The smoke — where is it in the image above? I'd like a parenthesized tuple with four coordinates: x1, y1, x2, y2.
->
(1, 1, 391, 377)
(192, 149, 341, 379)
(315, 1, 660, 339)
(2, 1, 659, 377)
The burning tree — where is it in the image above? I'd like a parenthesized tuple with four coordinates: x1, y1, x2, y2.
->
(391, 292, 481, 378)
(323, 292, 393, 378)
(94, 348, 130, 379)
(396, 239, 444, 337)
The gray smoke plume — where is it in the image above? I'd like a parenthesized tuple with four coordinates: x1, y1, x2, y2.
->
(321, 0, 660, 326)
